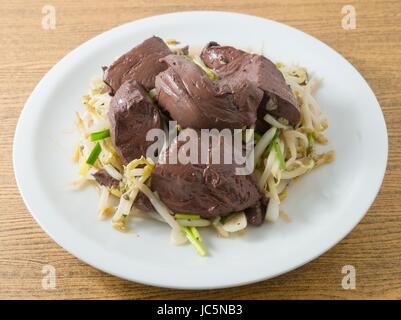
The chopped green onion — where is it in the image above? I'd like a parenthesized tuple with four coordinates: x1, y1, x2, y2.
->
(274, 140, 286, 170)
(86, 142, 102, 165)
(276, 62, 285, 69)
(90, 129, 110, 141)
(264, 130, 285, 167)
(175, 213, 201, 220)
(181, 226, 207, 256)
(148, 88, 157, 103)
(243, 130, 261, 144)
(91, 87, 103, 96)
(307, 132, 315, 155)
(190, 226, 202, 241)
(186, 55, 220, 80)
(265, 131, 279, 155)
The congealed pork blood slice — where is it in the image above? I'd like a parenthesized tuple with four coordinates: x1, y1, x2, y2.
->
(103, 36, 171, 95)
(244, 196, 268, 226)
(200, 41, 245, 70)
(245, 204, 265, 226)
(108, 79, 163, 164)
(150, 128, 261, 218)
(201, 42, 300, 126)
(254, 95, 271, 133)
(134, 191, 154, 212)
(155, 54, 263, 130)
(92, 169, 120, 188)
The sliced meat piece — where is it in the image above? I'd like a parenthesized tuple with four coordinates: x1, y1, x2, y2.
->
(108, 79, 163, 164)
(155, 54, 263, 130)
(150, 128, 261, 218)
(255, 95, 271, 133)
(201, 42, 300, 126)
(103, 36, 171, 95)
(200, 41, 245, 70)
(245, 196, 268, 226)
(134, 191, 154, 212)
(92, 169, 120, 188)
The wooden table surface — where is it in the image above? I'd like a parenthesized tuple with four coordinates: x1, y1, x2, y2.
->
(1, 0, 400, 300)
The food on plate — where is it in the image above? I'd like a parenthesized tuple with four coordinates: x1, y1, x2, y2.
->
(149, 128, 261, 218)
(155, 54, 263, 129)
(108, 79, 163, 164)
(73, 36, 334, 256)
(201, 41, 301, 127)
(103, 36, 171, 94)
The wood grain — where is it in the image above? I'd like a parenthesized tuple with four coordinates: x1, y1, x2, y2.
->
(1, 0, 400, 300)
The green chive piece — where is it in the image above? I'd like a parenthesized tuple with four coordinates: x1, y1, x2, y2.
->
(91, 87, 103, 96)
(266, 131, 279, 154)
(90, 129, 110, 141)
(181, 226, 207, 256)
(175, 213, 201, 220)
(186, 55, 220, 80)
(86, 142, 102, 165)
(190, 226, 202, 241)
(307, 132, 315, 155)
(274, 140, 286, 170)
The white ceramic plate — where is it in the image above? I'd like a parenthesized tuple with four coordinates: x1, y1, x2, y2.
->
(13, 11, 387, 289)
